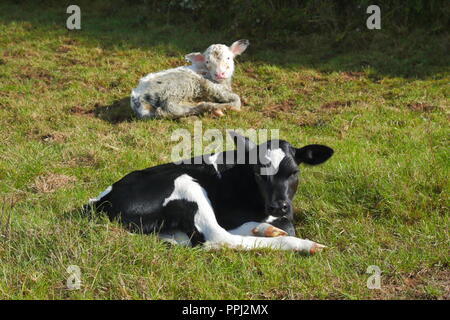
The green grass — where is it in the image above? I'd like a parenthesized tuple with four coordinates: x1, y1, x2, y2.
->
(0, 3, 449, 299)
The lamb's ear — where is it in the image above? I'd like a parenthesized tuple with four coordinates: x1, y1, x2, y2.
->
(228, 130, 256, 152)
(185, 52, 205, 63)
(294, 144, 333, 165)
(230, 40, 249, 56)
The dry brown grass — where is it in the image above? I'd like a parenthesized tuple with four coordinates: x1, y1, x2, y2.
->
(32, 173, 77, 193)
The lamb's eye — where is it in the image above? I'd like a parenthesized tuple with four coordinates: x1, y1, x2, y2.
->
(206, 61, 209, 64)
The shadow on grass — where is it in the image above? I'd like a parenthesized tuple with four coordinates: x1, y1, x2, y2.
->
(0, 2, 448, 80)
(94, 97, 135, 124)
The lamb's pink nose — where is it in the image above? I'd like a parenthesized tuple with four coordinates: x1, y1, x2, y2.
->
(215, 72, 225, 79)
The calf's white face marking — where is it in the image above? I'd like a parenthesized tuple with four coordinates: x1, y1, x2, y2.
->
(208, 153, 220, 176)
(263, 148, 286, 175)
(265, 215, 278, 223)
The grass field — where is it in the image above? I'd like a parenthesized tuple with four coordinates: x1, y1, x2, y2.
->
(0, 3, 448, 299)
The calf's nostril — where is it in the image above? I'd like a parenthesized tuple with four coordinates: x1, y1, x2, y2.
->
(268, 201, 290, 214)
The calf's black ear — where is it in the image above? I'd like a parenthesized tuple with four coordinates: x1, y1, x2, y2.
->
(295, 144, 333, 165)
(228, 130, 256, 152)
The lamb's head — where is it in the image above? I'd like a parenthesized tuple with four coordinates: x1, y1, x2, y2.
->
(185, 39, 249, 83)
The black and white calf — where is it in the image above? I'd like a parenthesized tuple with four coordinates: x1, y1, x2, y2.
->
(87, 132, 333, 254)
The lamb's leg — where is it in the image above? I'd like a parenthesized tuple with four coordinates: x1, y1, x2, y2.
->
(155, 102, 203, 119)
(183, 99, 238, 117)
(207, 93, 241, 111)
(156, 81, 241, 119)
(158, 101, 229, 119)
(201, 80, 242, 111)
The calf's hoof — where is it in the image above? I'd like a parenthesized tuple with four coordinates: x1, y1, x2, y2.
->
(252, 223, 288, 237)
(309, 243, 327, 255)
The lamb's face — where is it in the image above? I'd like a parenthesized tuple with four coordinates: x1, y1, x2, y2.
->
(203, 44, 235, 81)
(185, 40, 249, 82)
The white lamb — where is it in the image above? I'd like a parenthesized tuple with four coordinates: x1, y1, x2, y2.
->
(131, 40, 249, 119)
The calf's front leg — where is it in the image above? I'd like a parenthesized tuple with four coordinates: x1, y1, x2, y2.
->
(204, 235, 326, 255)
(171, 177, 325, 254)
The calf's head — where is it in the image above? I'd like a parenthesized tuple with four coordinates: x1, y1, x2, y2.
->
(185, 40, 249, 82)
(229, 131, 334, 235)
